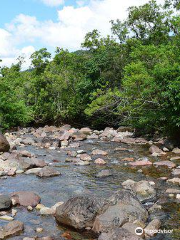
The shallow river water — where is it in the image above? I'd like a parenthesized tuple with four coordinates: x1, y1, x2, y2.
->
(0, 131, 180, 240)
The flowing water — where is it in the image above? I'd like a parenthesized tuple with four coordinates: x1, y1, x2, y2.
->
(0, 131, 180, 240)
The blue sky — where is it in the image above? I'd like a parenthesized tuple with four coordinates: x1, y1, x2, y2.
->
(0, 0, 164, 68)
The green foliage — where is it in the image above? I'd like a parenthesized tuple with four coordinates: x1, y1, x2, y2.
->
(1, 0, 180, 139)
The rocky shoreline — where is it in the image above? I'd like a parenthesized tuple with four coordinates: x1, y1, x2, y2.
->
(0, 125, 180, 239)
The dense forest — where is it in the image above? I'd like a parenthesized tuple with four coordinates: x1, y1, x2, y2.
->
(0, 0, 180, 140)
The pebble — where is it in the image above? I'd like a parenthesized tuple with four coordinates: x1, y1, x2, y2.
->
(0, 215, 14, 221)
(27, 206, 33, 211)
(36, 227, 43, 233)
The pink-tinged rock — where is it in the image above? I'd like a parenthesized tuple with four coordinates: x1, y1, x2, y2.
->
(94, 158, 106, 165)
(149, 145, 166, 156)
(69, 142, 80, 148)
(11, 191, 41, 207)
(7, 168, 16, 176)
(92, 149, 108, 156)
(154, 161, 176, 168)
(129, 160, 152, 167)
(31, 158, 47, 168)
(87, 134, 99, 139)
(121, 158, 134, 162)
(36, 166, 61, 178)
(59, 131, 71, 141)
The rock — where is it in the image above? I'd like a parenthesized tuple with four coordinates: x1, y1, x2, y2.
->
(0, 133, 10, 152)
(0, 195, 12, 211)
(0, 220, 24, 239)
(18, 150, 33, 158)
(122, 180, 156, 203)
(114, 147, 130, 152)
(94, 158, 107, 165)
(11, 209, 17, 217)
(35, 204, 45, 210)
(98, 227, 141, 240)
(149, 145, 166, 156)
(23, 238, 35, 240)
(172, 169, 180, 176)
(79, 127, 92, 135)
(36, 227, 43, 233)
(27, 206, 33, 211)
(148, 204, 162, 213)
(154, 161, 176, 168)
(11, 191, 40, 207)
(25, 168, 42, 174)
(36, 166, 61, 178)
(144, 219, 161, 237)
(0, 215, 14, 221)
(92, 149, 108, 156)
(165, 188, 180, 194)
(30, 158, 47, 168)
(129, 160, 152, 167)
(55, 196, 106, 230)
(93, 190, 148, 233)
(78, 154, 92, 161)
(172, 148, 180, 154)
(122, 222, 145, 236)
(40, 207, 54, 215)
(87, 134, 99, 139)
(167, 178, 180, 185)
(176, 194, 180, 199)
(96, 170, 112, 178)
(121, 158, 134, 162)
(37, 237, 54, 240)
(61, 140, 69, 147)
(170, 156, 180, 161)
(72, 132, 87, 141)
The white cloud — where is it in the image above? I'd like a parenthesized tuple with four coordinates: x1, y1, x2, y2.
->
(0, 0, 165, 68)
(40, 0, 64, 7)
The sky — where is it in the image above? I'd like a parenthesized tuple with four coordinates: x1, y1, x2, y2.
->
(0, 0, 164, 68)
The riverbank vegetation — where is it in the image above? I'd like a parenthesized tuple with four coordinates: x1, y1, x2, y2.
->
(0, 0, 180, 139)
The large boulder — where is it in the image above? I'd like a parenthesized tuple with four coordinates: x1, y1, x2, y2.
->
(0, 133, 10, 152)
(55, 196, 107, 230)
(0, 195, 12, 210)
(98, 228, 141, 240)
(92, 190, 148, 233)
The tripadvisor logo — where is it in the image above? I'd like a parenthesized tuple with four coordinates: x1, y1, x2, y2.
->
(135, 227, 144, 236)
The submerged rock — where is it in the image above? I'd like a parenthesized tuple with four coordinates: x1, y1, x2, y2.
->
(96, 170, 112, 178)
(92, 149, 108, 156)
(11, 191, 40, 207)
(0, 133, 10, 152)
(0, 220, 24, 239)
(154, 161, 176, 168)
